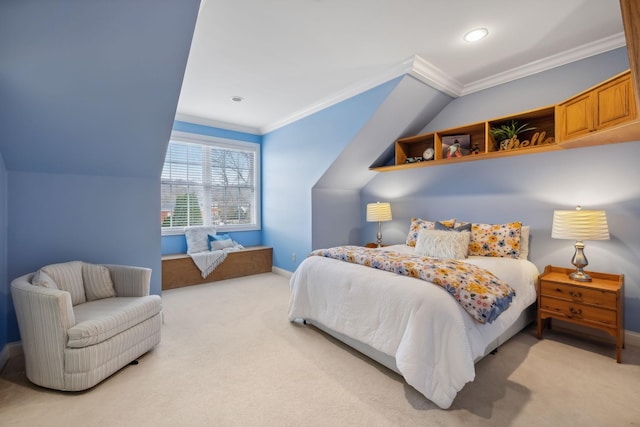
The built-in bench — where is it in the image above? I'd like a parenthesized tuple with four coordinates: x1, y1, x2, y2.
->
(161, 246, 273, 290)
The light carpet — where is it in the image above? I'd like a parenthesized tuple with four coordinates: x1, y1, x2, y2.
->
(1, 272, 639, 426)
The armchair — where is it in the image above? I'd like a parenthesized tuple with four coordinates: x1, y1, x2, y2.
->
(11, 262, 162, 391)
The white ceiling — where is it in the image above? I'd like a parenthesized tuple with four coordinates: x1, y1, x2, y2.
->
(175, 0, 626, 134)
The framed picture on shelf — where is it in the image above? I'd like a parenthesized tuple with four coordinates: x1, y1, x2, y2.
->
(442, 135, 471, 158)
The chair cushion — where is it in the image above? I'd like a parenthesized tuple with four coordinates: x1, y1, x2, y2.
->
(31, 269, 59, 289)
(82, 262, 116, 301)
(41, 261, 86, 305)
(67, 295, 161, 348)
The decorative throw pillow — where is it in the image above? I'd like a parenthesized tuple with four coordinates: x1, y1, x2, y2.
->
(41, 261, 86, 305)
(185, 226, 217, 254)
(82, 262, 116, 301)
(405, 217, 456, 247)
(468, 222, 522, 259)
(208, 233, 236, 250)
(414, 229, 470, 259)
(31, 269, 59, 289)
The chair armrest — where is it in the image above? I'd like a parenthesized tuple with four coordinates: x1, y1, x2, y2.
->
(104, 264, 152, 297)
(10, 274, 74, 390)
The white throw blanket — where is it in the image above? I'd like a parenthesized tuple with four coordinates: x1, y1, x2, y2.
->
(189, 245, 243, 278)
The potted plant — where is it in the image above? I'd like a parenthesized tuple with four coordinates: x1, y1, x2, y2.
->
(489, 120, 536, 151)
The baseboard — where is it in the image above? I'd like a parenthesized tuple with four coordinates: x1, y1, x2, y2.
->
(272, 266, 292, 278)
(0, 341, 23, 373)
(550, 320, 640, 348)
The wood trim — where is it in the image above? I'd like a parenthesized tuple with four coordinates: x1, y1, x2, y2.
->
(621, 0, 640, 111)
(162, 246, 273, 290)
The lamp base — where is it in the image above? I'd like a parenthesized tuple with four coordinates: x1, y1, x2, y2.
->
(569, 241, 592, 282)
(569, 269, 592, 282)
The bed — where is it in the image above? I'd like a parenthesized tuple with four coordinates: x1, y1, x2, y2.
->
(287, 219, 539, 409)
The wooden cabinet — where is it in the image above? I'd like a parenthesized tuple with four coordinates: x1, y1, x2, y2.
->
(536, 265, 624, 363)
(556, 70, 637, 141)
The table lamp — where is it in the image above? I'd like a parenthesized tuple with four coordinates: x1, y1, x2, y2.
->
(551, 206, 609, 281)
(366, 202, 392, 248)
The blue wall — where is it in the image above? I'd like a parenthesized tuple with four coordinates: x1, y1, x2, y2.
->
(261, 77, 402, 272)
(362, 48, 640, 332)
(0, 1, 200, 347)
(0, 153, 7, 352)
(161, 121, 263, 255)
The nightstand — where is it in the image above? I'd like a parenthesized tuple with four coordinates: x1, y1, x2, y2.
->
(537, 265, 624, 362)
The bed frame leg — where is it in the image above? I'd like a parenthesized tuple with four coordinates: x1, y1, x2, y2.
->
(303, 319, 307, 325)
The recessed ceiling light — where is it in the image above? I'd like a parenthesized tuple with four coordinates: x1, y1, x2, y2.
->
(463, 28, 488, 42)
(231, 96, 244, 102)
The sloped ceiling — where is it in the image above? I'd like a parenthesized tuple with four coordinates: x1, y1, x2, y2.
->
(314, 75, 452, 190)
(0, 0, 201, 178)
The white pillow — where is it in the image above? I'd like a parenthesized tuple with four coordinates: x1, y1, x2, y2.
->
(82, 262, 116, 301)
(414, 229, 470, 260)
(41, 261, 86, 305)
(184, 226, 217, 254)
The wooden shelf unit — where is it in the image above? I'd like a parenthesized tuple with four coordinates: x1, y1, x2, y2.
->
(382, 105, 558, 172)
(374, 69, 640, 173)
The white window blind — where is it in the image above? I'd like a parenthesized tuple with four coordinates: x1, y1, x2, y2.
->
(161, 131, 260, 234)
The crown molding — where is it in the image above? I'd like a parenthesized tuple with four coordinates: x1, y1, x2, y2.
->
(259, 58, 414, 134)
(262, 34, 626, 133)
(461, 32, 627, 95)
(178, 34, 626, 135)
(173, 113, 261, 135)
(408, 54, 464, 97)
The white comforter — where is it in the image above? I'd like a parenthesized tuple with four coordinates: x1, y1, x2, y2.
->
(287, 244, 539, 409)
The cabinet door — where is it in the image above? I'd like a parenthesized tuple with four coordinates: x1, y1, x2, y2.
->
(557, 92, 594, 140)
(595, 74, 636, 130)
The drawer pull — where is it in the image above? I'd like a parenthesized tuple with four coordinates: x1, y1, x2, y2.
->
(569, 291, 582, 298)
(569, 307, 582, 315)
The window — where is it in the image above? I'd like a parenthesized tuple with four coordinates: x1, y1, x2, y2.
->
(161, 131, 260, 235)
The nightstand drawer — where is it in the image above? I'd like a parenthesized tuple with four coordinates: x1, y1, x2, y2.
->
(540, 297, 616, 326)
(540, 281, 616, 307)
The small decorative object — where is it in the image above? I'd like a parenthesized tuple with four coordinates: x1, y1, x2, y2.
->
(405, 156, 424, 163)
(470, 143, 480, 155)
(366, 202, 392, 248)
(489, 120, 536, 151)
(551, 206, 610, 282)
(441, 135, 471, 158)
(422, 147, 435, 160)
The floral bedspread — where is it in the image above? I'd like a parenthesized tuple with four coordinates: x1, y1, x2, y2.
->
(309, 246, 515, 324)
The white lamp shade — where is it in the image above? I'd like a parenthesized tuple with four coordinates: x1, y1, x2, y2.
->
(552, 208, 609, 241)
(366, 202, 392, 222)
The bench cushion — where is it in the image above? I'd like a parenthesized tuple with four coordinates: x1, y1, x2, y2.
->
(67, 295, 161, 348)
